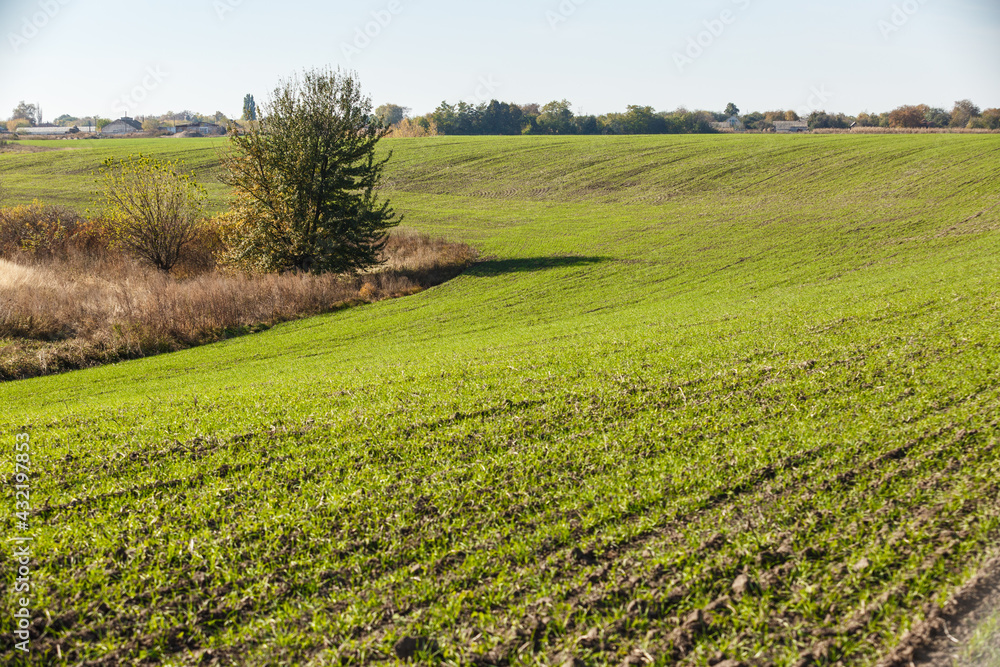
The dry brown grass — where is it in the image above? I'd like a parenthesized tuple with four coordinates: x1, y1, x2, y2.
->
(385, 118, 439, 138)
(814, 127, 1000, 134)
(0, 230, 477, 381)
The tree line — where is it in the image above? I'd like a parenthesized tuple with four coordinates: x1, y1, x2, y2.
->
(3, 102, 237, 134)
(374, 99, 1000, 136)
(6, 97, 998, 138)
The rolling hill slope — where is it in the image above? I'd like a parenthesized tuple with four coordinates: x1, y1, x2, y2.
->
(2, 134, 1000, 666)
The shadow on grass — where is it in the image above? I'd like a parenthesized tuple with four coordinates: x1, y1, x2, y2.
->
(466, 255, 609, 278)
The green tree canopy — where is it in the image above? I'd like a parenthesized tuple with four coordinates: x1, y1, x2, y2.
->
(950, 99, 981, 128)
(242, 94, 257, 121)
(537, 100, 574, 134)
(375, 104, 409, 127)
(888, 104, 929, 128)
(95, 154, 206, 272)
(220, 68, 400, 274)
(10, 101, 39, 125)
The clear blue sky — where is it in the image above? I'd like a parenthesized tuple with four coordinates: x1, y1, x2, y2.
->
(1, 0, 997, 121)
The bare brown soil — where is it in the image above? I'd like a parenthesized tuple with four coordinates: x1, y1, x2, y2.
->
(879, 554, 1000, 667)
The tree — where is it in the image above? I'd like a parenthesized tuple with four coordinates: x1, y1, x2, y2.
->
(950, 100, 980, 128)
(537, 100, 574, 134)
(970, 108, 1000, 130)
(740, 111, 768, 131)
(242, 94, 257, 121)
(480, 100, 523, 135)
(10, 101, 38, 125)
(888, 105, 929, 128)
(761, 110, 799, 123)
(95, 154, 206, 272)
(621, 106, 667, 134)
(807, 111, 850, 130)
(724, 102, 740, 117)
(574, 114, 599, 134)
(375, 104, 409, 128)
(220, 67, 400, 274)
(386, 117, 438, 138)
(6, 119, 30, 133)
(923, 107, 951, 128)
(855, 112, 879, 127)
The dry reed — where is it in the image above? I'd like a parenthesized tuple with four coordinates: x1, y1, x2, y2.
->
(813, 127, 1000, 135)
(0, 231, 477, 381)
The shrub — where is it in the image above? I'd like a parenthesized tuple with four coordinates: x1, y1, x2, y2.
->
(95, 154, 207, 272)
(387, 118, 439, 138)
(0, 230, 477, 380)
(0, 201, 106, 259)
(969, 109, 1000, 130)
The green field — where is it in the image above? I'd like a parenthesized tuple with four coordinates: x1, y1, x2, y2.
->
(0, 138, 231, 211)
(2, 134, 1000, 665)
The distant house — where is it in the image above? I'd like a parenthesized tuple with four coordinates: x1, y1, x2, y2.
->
(15, 125, 89, 136)
(102, 117, 144, 135)
(773, 120, 810, 134)
(710, 115, 744, 132)
(169, 121, 224, 136)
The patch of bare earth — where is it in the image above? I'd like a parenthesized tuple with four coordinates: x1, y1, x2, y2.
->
(878, 553, 1000, 667)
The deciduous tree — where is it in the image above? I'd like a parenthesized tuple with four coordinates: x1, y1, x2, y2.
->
(9, 101, 38, 125)
(242, 94, 257, 121)
(537, 100, 574, 134)
(923, 107, 951, 128)
(888, 105, 929, 128)
(220, 67, 399, 274)
(970, 108, 1000, 130)
(950, 100, 980, 128)
(95, 154, 206, 272)
(375, 104, 409, 128)
(6, 119, 30, 133)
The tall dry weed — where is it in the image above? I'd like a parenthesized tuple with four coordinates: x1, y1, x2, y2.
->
(0, 231, 477, 380)
(813, 127, 1000, 135)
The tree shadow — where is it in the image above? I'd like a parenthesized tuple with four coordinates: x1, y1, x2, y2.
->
(465, 255, 609, 278)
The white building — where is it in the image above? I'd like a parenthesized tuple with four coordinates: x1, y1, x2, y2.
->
(773, 121, 810, 133)
(710, 116, 744, 132)
(101, 117, 144, 135)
